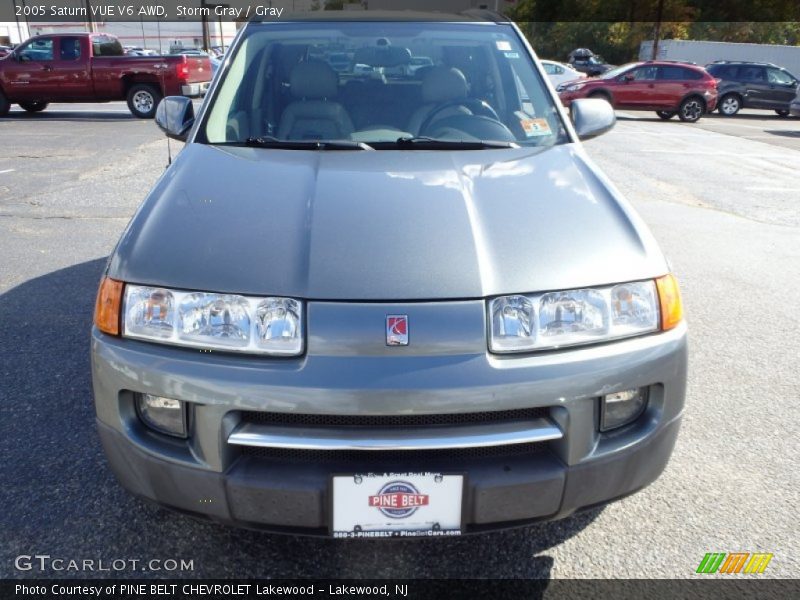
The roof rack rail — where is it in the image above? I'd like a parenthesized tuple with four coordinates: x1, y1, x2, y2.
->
(644, 59, 698, 65)
(710, 60, 774, 66)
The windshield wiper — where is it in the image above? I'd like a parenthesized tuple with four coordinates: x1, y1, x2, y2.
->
(389, 136, 518, 150)
(243, 136, 373, 150)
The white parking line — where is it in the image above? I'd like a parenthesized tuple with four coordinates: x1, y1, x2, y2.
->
(745, 186, 797, 193)
(11, 108, 131, 113)
(704, 121, 796, 131)
(0, 169, 15, 175)
(637, 149, 792, 159)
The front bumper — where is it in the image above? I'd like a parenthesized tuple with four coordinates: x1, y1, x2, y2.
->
(704, 93, 718, 112)
(91, 314, 687, 535)
(97, 415, 681, 534)
(558, 92, 578, 107)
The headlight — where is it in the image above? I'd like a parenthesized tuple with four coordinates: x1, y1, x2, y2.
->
(489, 280, 659, 353)
(123, 285, 304, 355)
(565, 83, 586, 92)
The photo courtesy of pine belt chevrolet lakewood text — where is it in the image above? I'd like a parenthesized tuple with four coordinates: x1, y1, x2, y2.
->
(91, 12, 687, 538)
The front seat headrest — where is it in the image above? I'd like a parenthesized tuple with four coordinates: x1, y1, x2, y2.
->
(421, 66, 468, 103)
(290, 60, 339, 99)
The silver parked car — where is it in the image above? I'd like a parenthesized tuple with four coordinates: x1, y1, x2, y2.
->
(540, 59, 587, 88)
(92, 14, 687, 537)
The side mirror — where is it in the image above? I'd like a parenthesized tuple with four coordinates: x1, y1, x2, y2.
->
(155, 96, 195, 141)
(571, 98, 616, 141)
(18, 53, 30, 62)
(622, 73, 635, 82)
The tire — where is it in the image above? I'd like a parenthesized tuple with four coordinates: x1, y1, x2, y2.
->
(775, 109, 790, 117)
(126, 83, 162, 119)
(718, 93, 741, 116)
(0, 88, 10, 117)
(678, 96, 705, 122)
(588, 91, 612, 105)
(656, 111, 675, 120)
(19, 100, 48, 113)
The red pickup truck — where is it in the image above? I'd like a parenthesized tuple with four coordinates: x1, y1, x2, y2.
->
(0, 33, 211, 118)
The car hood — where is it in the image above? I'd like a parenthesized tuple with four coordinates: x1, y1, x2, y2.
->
(110, 143, 667, 300)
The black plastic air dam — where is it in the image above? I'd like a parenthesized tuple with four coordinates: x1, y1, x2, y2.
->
(96, 416, 681, 536)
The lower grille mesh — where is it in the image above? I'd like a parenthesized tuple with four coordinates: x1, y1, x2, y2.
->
(240, 406, 549, 429)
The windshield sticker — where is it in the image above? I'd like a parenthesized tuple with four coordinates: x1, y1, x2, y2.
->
(504, 52, 520, 59)
(520, 118, 552, 138)
(496, 41, 512, 51)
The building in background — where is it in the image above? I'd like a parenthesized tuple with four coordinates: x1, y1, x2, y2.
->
(3, 0, 313, 53)
(0, 19, 30, 46)
(364, 0, 515, 11)
(1, 0, 510, 52)
(640, 39, 800, 79)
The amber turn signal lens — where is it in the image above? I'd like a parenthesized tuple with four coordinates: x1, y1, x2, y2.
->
(656, 273, 683, 331)
(95, 277, 123, 335)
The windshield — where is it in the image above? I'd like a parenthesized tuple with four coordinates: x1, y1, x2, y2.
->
(600, 63, 637, 80)
(200, 21, 568, 148)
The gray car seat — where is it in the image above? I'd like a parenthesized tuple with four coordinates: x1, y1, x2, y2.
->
(407, 66, 471, 135)
(277, 61, 355, 140)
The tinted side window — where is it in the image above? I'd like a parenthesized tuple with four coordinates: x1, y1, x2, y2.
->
(740, 66, 766, 82)
(724, 65, 740, 78)
(542, 63, 556, 74)
(707, 65, 737, 79)
(658, 66, 684, 80)
(632, 66, 657, 80)
(683, 68, 703, 80)
(60, 37, 82, 61)
(20, 38, 53, 61)
(92, 36, 124, 57)
(767, 67, 794, 85)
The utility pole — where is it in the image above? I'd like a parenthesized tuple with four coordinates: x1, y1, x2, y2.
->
(201, 0, 210, 51)
(651, 0, 664, 60)
(85, 0, 96, 33)
(13, 0, 24, 43)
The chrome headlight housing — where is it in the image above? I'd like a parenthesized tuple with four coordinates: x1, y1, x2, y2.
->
(489, 280, 659, 353)
(123, 285, 304, 355)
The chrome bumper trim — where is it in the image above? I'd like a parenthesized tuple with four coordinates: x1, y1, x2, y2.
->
(182, 82, 210, 97)
(227, 418, 562, 451)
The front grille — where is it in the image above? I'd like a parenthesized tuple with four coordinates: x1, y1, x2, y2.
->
(240, 406, 550, 429)
(239, 442, 548, 463)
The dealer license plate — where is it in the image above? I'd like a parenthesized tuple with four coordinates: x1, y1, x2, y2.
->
(332, 472, 463, 539)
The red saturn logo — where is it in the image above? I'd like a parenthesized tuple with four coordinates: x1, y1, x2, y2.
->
(369, 481, 429, 518)
(386, 315, 409, 346)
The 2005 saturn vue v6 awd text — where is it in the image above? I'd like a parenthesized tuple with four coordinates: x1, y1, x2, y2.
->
(91, 13, 687, 537)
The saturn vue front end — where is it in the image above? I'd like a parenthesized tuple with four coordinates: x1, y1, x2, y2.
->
(91, 14, 687, 537)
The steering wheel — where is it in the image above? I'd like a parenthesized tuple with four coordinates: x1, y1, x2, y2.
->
(419, 98, 501, 137)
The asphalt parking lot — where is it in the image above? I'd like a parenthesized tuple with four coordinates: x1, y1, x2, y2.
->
(1, 102, 798, 579)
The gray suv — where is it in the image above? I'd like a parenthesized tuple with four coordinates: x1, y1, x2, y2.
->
(706, 61, 799, 116)
(91, 14, 687, 537)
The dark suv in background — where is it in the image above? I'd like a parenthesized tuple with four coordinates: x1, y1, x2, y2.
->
(567, 48, 615, 76)
(706, 61, 799, 117)
(558, 61, 718, 122)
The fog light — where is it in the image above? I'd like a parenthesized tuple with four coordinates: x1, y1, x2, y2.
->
(136, 393, 187, 438)
(600, 387, 648, 431)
